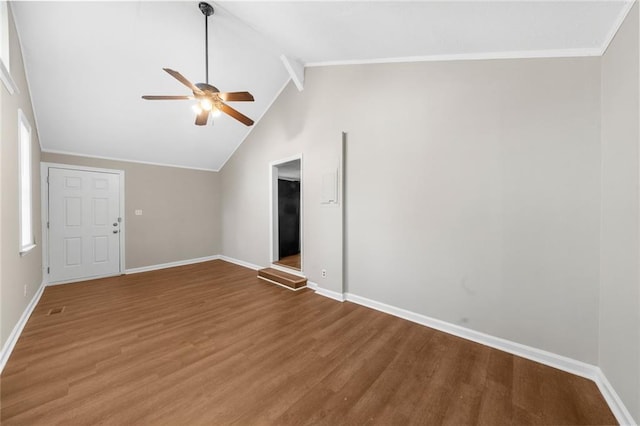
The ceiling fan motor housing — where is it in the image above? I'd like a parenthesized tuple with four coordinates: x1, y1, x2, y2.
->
(195, 82, 219, 93)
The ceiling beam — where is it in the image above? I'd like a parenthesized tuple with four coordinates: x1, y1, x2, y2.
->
(280, 54, 304, 92)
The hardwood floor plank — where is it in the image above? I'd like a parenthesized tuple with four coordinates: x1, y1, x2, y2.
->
(0, 260, 617, 425)
(476, 383, 513, 426)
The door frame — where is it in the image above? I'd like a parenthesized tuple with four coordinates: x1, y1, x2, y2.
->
(269, 154, 304, 275)
(41, 162, 126, 285)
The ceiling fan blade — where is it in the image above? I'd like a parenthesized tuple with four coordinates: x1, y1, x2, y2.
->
(218, 102, 254, 126)
(142, 95, 194, 100)
(195, 109, 210, 126)
(218, 92, 254, 102)
(163, 68, 203, 94)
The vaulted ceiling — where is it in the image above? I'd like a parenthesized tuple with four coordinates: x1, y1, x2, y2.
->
(11, 1, 632, 171)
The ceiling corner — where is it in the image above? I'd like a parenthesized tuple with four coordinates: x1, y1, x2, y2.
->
(599, 0, 636, 56)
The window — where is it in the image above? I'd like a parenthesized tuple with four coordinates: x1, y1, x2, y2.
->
(19, 109, 34, 254)
(0, 0, 16, 93)
(0, 0, 9, 61)
(0, 1, 8, 66)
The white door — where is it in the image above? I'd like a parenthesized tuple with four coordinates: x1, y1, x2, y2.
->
(49, 167, 121, 283)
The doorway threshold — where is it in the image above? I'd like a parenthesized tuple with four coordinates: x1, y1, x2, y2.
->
(274, 253, 301, 271)
(270, 262, 305, 278)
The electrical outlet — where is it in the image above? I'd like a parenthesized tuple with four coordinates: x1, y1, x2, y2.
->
(23, 284, 27, 297)
(321, 269, 327, 278)
(134, 209, 143, 216)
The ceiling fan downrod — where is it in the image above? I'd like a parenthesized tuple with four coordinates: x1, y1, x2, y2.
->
(199, 2, 214, 85)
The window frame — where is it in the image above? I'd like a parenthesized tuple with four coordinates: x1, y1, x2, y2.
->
(18, 108, 35, 255)
(0, 0, 17, 94)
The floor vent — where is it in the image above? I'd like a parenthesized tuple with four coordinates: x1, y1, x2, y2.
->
(47, 306, 66, 316)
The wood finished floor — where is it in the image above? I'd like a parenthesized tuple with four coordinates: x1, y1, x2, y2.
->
(274, 253, 301, 270)
(1, 260, 616, 425)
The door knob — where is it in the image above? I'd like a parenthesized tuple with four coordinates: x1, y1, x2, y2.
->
(113, 230, 119, 234)
(113, 222, 118, 226)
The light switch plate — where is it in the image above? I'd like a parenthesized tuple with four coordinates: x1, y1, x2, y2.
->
(135, 209, 143, 216)
(321, 170, 338, 204)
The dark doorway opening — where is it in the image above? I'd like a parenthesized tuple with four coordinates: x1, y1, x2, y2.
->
(271, 157, 302, 271)
(278, 179, 300, 259)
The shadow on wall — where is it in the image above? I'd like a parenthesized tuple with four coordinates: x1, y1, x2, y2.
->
(276, 82, 309, 141)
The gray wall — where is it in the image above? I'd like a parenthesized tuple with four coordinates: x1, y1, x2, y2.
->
(1, 6, 43, 350)
(345, 59, 602, 364)
(221, 79, 344, 293)
(600, 2, 640, 421)
(41, 153, 222, 269)
(221, 59, 602, 365)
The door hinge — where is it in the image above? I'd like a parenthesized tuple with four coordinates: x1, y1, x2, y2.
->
(46, 221, 49, 229)
(46, 176, 49, 184)
(47, 267, 50, 274)
(118, 217, 122, 223)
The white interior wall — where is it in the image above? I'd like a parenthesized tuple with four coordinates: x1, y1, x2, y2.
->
(221, 82, 343, 293)
(222, 58, 602, 365)
(600, 2, 640, 421)
(342, 59, 602, 364)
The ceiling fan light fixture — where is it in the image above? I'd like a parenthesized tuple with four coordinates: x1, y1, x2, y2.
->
(192, 104, 203, 115)
(200, 99, 213, 111)
(211, 108, 221, 118)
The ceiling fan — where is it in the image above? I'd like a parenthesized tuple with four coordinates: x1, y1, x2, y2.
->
(142, 2, 255, 126)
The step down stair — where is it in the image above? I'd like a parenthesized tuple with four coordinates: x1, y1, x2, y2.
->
(258, 268, 307, 290)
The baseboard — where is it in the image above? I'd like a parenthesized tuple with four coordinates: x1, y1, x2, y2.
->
(594, 368, 637, 426)
(125, 255, 220, 274)
(313, 282, 345, 302)
(343, 292, 633, 425)
(219, 255, 262, 271)
(48, 272, 121, 286)
(0, 279, 47, 374)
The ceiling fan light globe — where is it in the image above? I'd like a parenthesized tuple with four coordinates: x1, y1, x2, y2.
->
(192, 104, 203, 115)
(211, 108, 221, 118)
(200, 99, 213, 111)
